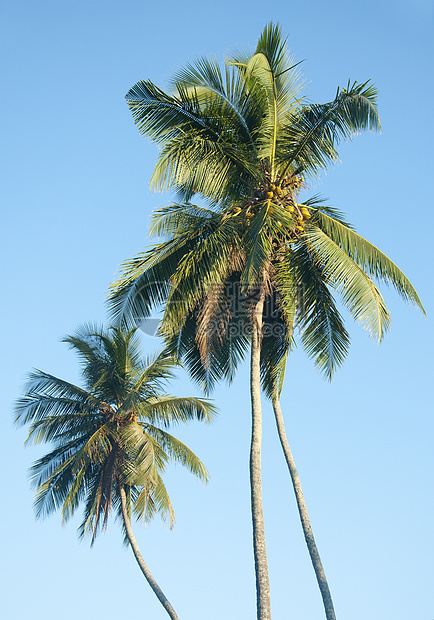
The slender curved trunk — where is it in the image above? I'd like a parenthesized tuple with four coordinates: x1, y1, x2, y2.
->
(119, 485, 180, 620)
(250, 286, 272, 620)
(271, 397, 336, 620)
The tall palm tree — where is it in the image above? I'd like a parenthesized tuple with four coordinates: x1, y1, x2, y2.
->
(15, 325, 216, 620)
(109, 23, 424, 620)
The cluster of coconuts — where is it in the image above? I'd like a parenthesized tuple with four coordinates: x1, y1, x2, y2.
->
(230, 175, 311, 239)
(283, 202, 311, 235)
(99, 402, 137, 424)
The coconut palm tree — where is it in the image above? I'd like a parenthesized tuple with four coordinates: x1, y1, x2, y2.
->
(109, 23, 424, 620)
(15, 325, 216, 620)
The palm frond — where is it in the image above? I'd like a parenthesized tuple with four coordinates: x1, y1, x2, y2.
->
(143, 425, 209, 483)
(289, 243, 351, 379)
(277, 80, 380, 175)
(304, 226, 390, 342)
(14, 371, 95, 425)
(140, 396, 217, 426)
(313, 210, 425, 312)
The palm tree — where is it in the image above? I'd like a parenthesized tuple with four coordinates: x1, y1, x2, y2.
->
(15, 325, 216, 620)
(109, 23, 424, 620)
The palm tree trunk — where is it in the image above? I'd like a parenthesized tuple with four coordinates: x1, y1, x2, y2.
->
(271, 397, 336, 620)
(119, 485, 180, 620)
(250, 286, 272, 620)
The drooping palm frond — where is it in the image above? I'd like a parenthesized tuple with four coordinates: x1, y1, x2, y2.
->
(260, 312, 293, 399)
(15, 371, 97, 425)
(289, 243, 351, 379)
(142, 425, 209, 483)
(108, 241, 188, 328)
(133, 473, 176, 529)
(24, 411, 99, 446)
(164, 307, 250, 395)
(302, 195, 354, 227)
(304, 226, 390, 342)
(313, 210, 425, 312)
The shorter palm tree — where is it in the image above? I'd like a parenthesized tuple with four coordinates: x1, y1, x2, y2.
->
(15, 325, 216, 620)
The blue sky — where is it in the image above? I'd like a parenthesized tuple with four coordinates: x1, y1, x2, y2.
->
(1, 1, 433, 618)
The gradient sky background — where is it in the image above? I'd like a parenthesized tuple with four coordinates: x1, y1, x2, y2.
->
(1, 1, 433, 619)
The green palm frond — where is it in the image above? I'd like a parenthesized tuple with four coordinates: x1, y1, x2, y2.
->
(17, 398, 94, 442)
(242, 51, 279, 166)
(260, 322, 292, 399)
(31, 445, 82, 519)
(241, 202, 273, 287)
(25, 411, 100, 446)
(304, 227, 390, 341)
(231, 22, 304, 117)
(140, 396, 217, 426)
(164, 308, 249, 395)
(277, 80, 380, 175)
(15, 371, 96, 425)
(133, 474, 176, 528)
(302, 195, 354, 227)
(162, 228, 243, 338)
(313, 210, 425, 312)
(290, 243, 351, 379)
(172, 58, 258, 153)
(149, 203, 217, 238)
(125, 80, 213, 145)
(143, 425, 209, 483)
(108, 241, 186, 327)
(151, 131, 257, 203)
(120, 423, 163, 482)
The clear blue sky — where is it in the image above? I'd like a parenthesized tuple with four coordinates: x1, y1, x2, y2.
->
(1, 1, 432, 619)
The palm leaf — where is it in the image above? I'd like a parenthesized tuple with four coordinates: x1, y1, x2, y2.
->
(313, 210, 425, 312)
(304, 226, 390, 341)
